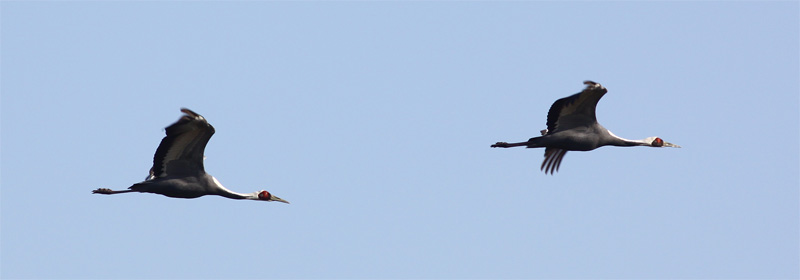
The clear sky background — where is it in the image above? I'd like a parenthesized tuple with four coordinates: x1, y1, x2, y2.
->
(2, 1, 798, 279)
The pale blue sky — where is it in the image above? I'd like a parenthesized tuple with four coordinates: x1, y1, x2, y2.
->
(2, 1, 798, 279)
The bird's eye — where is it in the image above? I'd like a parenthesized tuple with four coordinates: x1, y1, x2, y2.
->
(652, 138, 664, 147)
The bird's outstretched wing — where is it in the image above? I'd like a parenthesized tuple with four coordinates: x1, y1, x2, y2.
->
(149, 108, 215, 178)
(545, 81, 607, 134)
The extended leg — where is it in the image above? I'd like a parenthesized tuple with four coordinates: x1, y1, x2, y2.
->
(491, 141, 529, 148)
(92, 188, 135, 195)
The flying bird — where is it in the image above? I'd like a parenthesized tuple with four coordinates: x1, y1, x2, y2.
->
(491, 81, 680, 174)
(92, 108, 289, 203)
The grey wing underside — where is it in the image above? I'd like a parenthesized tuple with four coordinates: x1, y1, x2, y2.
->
(146, 156, 207, 180)
(544, 81, 607, 134)
(147, 108, 215, 180)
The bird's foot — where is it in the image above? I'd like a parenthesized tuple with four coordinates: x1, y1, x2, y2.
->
(491, 142, 510, 148)
(92, 188, 113, 194)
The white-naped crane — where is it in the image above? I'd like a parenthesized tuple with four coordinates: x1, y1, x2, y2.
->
(491, 81, 680, 174)
(93, 108, 289, 203)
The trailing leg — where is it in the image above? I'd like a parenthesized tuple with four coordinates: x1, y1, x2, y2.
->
(491, 141, 529, 148)
(92, 188, 135, 195)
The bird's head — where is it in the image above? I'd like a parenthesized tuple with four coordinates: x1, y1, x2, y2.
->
(256, 190, 290, 203)
(644, 137, 681, 148)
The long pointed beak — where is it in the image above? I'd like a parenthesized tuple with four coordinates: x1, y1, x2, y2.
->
(271, 196, 290, 204)
(664, 142, 681, 148)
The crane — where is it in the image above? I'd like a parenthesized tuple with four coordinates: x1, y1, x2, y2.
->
(92, 108, 289, 203)
(491, 81, 680, 174)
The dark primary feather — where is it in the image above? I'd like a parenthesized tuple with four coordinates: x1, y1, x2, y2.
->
(150, 108, 215, 178)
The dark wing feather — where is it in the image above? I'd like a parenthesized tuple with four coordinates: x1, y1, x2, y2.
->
(149, 108, 215, 178)
(545, 81, 607, 134)
(541, 147, 567, 175)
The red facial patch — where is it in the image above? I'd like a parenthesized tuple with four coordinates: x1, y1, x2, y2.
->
(652, 137, 664, 147)
(258, 191, 270, 200)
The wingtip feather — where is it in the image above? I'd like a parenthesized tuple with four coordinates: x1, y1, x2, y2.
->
(180, 108, 201, 118)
